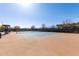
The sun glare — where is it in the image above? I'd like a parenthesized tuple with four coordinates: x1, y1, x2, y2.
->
(17, 2, 32, 7)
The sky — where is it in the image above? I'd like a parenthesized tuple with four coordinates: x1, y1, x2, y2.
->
(0, 3, 79, 28)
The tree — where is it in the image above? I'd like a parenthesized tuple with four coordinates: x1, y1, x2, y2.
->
(14, 26, 20, 33)
(42, 24, 46, 29)
(63, 19, 72, 24)
(0, 25, 5, 31)
(31, 25, 35, 30)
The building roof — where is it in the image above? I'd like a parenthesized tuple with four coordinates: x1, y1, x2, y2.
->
(2, 24, 10, 26)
